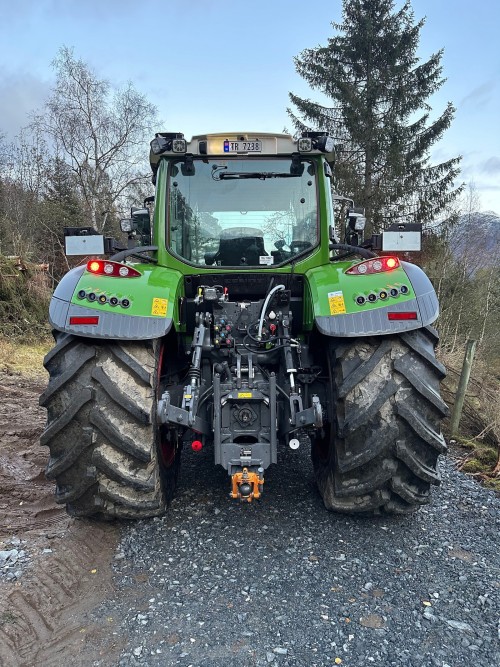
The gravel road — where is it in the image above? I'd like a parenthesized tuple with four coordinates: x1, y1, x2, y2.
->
(92, 444, 500, 667)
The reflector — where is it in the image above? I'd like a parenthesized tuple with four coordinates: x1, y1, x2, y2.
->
(387, 312, 417, 320)
(69, 316, 99, 325)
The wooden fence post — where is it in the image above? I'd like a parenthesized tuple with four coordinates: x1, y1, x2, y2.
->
(450, 339, 477, 437)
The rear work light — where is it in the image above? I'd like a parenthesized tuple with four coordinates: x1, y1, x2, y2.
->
(86, 259, 141, 278)
(387, 312, 418, 321)
(69, 316, 99, 325)
(345, 256, 400, 275)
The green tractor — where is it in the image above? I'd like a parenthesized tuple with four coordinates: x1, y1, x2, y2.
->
(40, 131, 448, 519)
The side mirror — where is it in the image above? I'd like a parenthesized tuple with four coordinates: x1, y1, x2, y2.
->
(131, 207, 151, 245)
(131, 207, 150, 223)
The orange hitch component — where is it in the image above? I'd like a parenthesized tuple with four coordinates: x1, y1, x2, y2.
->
(230, 467, 264, 503)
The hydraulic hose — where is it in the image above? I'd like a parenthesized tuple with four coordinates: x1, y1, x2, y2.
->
(257, 284, 286, 339)
(329, 243, 377, 259)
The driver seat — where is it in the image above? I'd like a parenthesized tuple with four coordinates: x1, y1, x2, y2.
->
(212, 227, 267, 266)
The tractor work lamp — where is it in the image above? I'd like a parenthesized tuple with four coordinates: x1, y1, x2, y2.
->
(172, 138, 187, 153)
(316, 135, 335, 152)
(120, 219, 134, 233)
(348, 208, 367, 231)
(150, 136, 170, 155)
(298, 137, 313, 152)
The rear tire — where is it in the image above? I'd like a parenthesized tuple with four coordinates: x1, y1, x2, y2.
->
(39, 332, 179, 519)
(312, 327, 448, 514)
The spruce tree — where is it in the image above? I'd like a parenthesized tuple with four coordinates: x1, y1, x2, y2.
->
(44, 157, 84, 226)
(288, 0, 463, 233)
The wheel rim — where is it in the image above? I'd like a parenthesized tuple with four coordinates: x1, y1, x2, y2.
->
(314, 424, 332, 465)
(159, 426, 177, 468)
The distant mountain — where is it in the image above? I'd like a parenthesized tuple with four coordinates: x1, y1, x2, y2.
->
(448, 211, 499, 265)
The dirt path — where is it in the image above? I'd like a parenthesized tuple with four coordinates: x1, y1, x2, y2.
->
(0, 372, 120, 667)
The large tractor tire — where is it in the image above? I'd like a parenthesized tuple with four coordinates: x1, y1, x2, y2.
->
(313, 327, 449, 514)
(39, 332, 179, 519)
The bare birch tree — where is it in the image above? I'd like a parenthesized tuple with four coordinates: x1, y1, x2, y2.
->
(33, 46, 158, 231)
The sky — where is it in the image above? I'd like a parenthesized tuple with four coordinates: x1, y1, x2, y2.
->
(1, 0, 499, 214)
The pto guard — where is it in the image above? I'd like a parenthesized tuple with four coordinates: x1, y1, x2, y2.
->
(309, 260, 439, 337)
(48, 264, 181, 339)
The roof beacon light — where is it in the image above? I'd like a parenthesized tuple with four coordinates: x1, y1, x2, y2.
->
(345, 256, 400, 275)
(86, 259, 141, 278)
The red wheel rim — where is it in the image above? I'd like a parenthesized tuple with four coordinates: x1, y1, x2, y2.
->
(157, 341, 176, 469)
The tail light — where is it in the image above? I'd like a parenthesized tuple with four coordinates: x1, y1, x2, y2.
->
(86, 259, 141, 278)
(345, 256, 400, 275)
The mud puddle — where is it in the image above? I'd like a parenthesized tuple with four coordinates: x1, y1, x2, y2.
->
(0, 372, 120, 666)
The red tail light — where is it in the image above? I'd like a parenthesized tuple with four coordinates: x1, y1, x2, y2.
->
(86, 260, 141, 278)
(387, 312, 417, 320)
(345, 256, 400, 275)
(69, 316, 99, 325)
(191, 440, 203, 452)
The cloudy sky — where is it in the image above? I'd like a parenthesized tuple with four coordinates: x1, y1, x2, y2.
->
(1, 0, 499, 213)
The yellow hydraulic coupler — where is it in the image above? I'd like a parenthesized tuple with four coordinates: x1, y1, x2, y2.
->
(230, 467, 264, 502)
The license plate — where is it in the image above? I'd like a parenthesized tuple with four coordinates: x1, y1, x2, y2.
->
(223, 139, 262, 153)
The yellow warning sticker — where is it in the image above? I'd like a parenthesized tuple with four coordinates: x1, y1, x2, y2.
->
(237, 392, 253, 399)
(151, 297, 168, 317)
(328, 291, 347, 315)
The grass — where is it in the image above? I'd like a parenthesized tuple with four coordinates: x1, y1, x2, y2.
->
(455, 437, 500, 493)
(440, 346, 500, 494)
(0, 336, 51, 378)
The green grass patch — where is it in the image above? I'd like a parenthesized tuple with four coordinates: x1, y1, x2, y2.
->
(0, 337, 51, 378)
(456, 436, 500, 492)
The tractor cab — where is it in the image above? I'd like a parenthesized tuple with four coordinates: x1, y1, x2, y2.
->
(151, 134, 332, 269)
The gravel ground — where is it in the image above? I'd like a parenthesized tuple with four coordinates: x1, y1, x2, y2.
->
(0, 537, 30, 581)
(94, 445, 500, 667)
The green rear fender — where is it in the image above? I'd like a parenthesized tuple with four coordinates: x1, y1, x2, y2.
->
(306, 260, 439, 337)
(48, 264, 184, 340)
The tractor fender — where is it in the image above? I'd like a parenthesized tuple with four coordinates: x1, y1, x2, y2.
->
(49, 264, 182, 340)
(308, 260, 439, 337)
